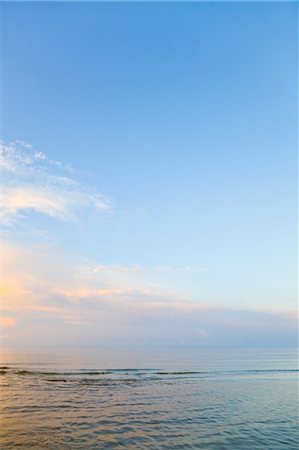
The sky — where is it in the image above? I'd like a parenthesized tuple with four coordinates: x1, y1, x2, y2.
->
(0, 1, 297, 347)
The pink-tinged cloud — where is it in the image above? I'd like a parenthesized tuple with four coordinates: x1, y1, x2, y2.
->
(58, 287, 134, 299)
(1, 241, 297, 347)
(0, 317, 17, 327)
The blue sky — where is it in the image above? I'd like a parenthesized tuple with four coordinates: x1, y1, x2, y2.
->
(1, 2, 297, 347)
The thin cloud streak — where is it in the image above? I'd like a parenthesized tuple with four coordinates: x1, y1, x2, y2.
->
(0, 317, 17, 327)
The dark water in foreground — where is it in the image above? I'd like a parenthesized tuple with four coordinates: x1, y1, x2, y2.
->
(0, 347, 298, 449)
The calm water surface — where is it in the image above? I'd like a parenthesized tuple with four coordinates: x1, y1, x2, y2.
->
(0, 347, 298, 449)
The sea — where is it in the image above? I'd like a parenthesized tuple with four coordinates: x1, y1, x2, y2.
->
(0, 347, 298, 449)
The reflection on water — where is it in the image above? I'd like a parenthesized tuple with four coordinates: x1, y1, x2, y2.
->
(0, 348, 298, 449)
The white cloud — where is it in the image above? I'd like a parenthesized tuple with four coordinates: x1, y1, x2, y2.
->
(0, 140, 110, 225)
(91, 264, 143, 274)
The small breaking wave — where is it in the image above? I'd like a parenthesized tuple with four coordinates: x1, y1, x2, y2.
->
(1, 367, 298, 380)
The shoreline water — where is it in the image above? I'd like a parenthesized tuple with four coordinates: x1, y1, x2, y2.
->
(0, 348, 298, 449)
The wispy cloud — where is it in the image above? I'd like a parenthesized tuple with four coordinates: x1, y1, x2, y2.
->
(91, 264, 143, 274)
(0, 141, 110, 225)
(1, 241, 297, 347)
(90, 263, 208, 276)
